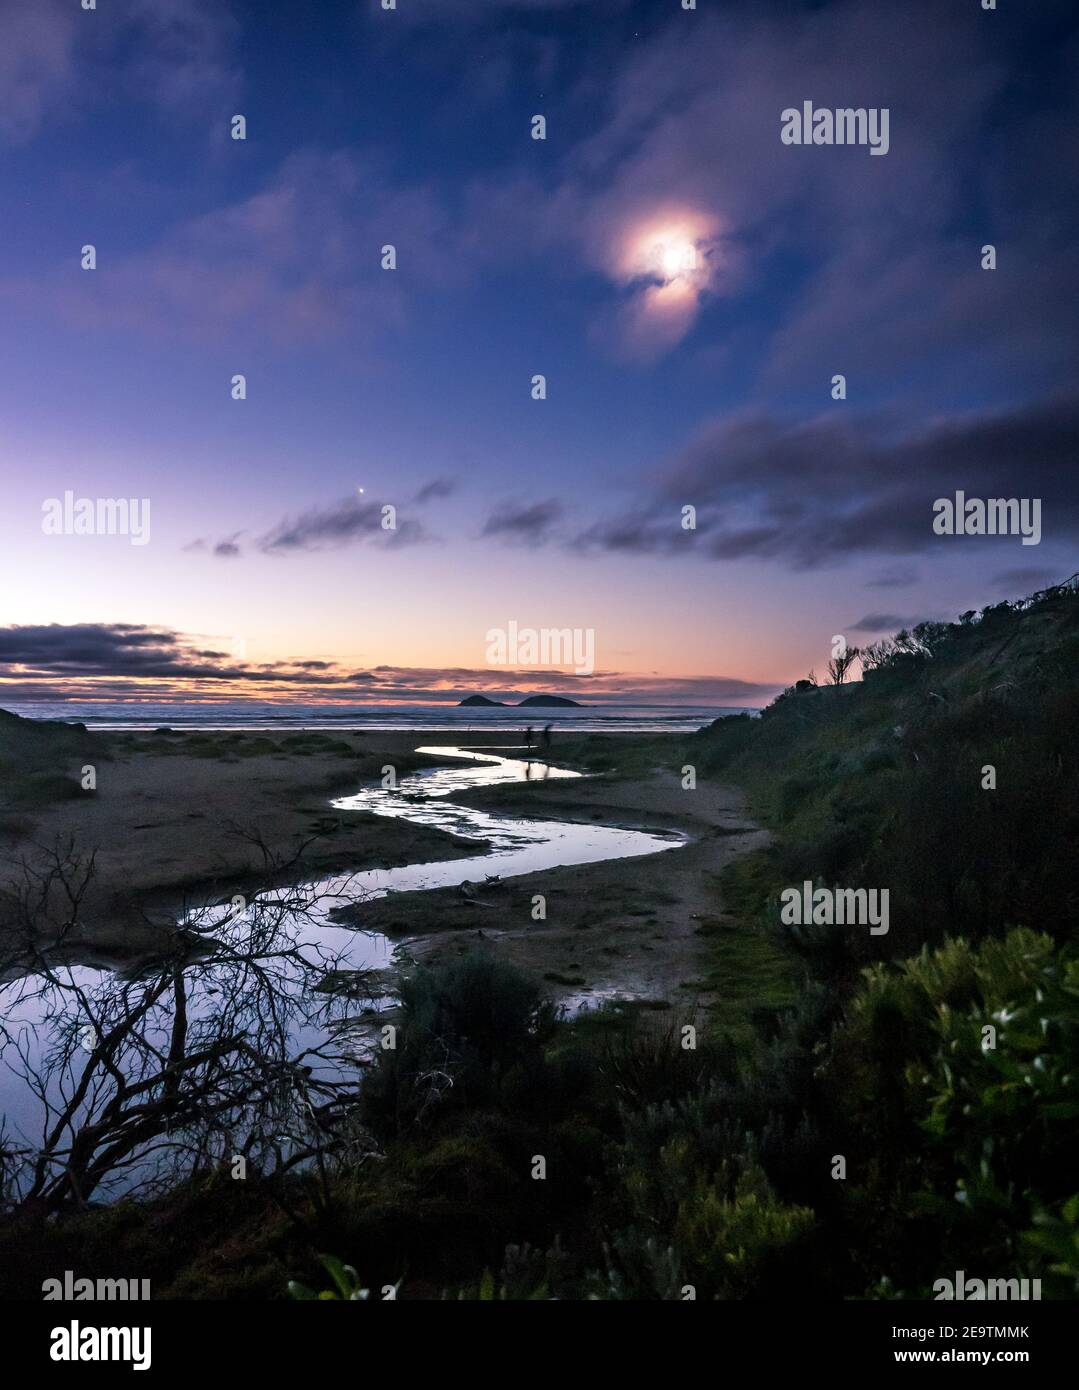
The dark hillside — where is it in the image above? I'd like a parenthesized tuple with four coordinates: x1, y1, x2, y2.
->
(691, 577, 1079, 961)
(0, 708, 101, 829)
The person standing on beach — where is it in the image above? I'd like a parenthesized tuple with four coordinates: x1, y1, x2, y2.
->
(540, 724, 552, 778)
(524, 725, 534, 778)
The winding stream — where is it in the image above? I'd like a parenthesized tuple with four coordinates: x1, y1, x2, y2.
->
(307, 745, 686, 965)
(0, 745, 688, 1195)
(176, 744, 687, 972)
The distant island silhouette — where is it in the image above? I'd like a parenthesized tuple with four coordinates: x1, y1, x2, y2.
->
(457, 694, 582, 707)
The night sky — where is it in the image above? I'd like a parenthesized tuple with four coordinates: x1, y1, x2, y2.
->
(2, 0, 1077, 707)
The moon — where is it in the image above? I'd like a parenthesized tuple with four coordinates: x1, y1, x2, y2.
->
(616, 212, 715, 288)
(660, 240, 696, 280)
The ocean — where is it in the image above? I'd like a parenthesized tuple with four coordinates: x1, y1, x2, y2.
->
(2, 700, 755, 735)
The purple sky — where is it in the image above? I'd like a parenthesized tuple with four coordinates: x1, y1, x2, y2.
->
(1, 0, 1076, 707)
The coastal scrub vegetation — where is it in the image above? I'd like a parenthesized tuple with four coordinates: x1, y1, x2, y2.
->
(1, 581, 1076, 1298)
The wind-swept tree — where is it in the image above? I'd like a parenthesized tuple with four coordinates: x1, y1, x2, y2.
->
(826, 645, 861, 685)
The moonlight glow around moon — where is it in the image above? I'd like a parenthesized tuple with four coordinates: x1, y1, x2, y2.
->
(604, 210, 720, 356)
(617, 211, 716, 288)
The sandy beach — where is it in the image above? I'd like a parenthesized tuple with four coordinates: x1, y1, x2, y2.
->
(0, 723, 770, 1012)
(335, 755, 771, 1015)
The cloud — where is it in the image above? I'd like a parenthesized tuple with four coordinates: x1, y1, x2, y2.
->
(992, 566, 1064, 594)
(0, 0, 244, 147)
(449, 0, 1078, 384)
(0, 149, 453, 348)
(0, 623, 779, 706)
(189, 492, 441, 561)
(849, 613, 921, 634)
(413, 477, 457, 505)
(122, 0, 243, 119)
(867, 568, 919, 589)
(574, 394, 1079, 570)
(257, 495, 430, 555)
(0, 0, 78, 145)
(0, 623, 271, 682)
(186, 390, 1078, 576)
(593, 207, 729, 361)
(0, 623, 368, 691)
(372, 0, 623, 18)
(569, 0, 1010, 378)
(481, 499, 565, 543)
(574, 506, 687, 558)
(12, 0, 1078, 392)
(213, 533, 243, 559)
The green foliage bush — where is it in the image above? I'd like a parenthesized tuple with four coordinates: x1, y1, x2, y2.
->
(817, 929, 1079, 1296)
(359, 952, 558, 1140)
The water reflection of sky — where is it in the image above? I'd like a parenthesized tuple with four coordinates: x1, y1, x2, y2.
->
(0, 746, 687, 1196)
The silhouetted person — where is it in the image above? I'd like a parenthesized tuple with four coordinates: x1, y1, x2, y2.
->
(540, 724, 552, 778)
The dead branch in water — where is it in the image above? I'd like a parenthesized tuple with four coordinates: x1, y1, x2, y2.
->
(0, 836, 380, 1219)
